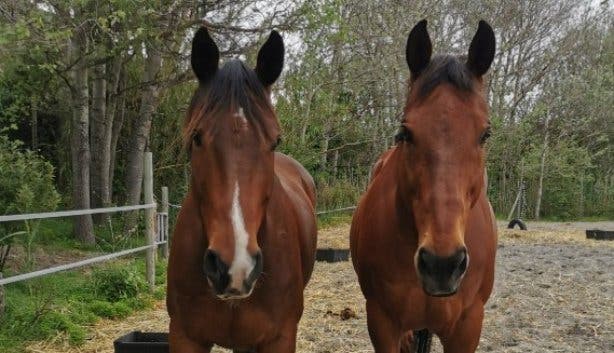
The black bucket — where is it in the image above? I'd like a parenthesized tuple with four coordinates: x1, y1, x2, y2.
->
(114, 331, 169, 353)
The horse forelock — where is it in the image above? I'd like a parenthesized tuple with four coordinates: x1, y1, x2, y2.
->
(183, 60, 278, 151)
(405, 55, 477, 108)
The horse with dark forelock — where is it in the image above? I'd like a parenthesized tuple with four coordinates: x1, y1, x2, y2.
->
(350, 20, 498, 353)
(167, 27, 317, 353)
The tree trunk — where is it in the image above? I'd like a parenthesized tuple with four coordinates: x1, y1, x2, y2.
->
(30, 96, 38, 150)
(320, 126, 329, 172)
(579, 169, 586, 217)
(69, 25, 95, 244)
(109, 70, 127, 199)
(534, 114, 550, 220)
(90, 56, 123, 223)
(124, 45, 163, 231)
(332, 149, 339, 177)
(300, 88, 316, 145)
(0, 273, 4, 318)
(90, 64, 109, 222)
(501, 163, 507, 212)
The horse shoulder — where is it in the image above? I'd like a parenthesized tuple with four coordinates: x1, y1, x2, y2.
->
(274, 152, 316, 208)
(351, 161, 402, 281)
(272, 152, 317, 286)
(167, 192, 209, 309)
(464, 194, 498, 302)
(370, 147, 396, 182)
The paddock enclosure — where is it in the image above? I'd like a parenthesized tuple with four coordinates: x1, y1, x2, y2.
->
(25, 221, 614, 353)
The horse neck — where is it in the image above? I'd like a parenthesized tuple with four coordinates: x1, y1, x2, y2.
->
(256, 174, 285, 246)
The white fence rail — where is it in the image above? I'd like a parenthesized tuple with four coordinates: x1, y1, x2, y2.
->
(168, 203, 357, 216)
(0, 204, 156, 223)
(316, 206, 357, 215)
(0, 152, 162, 290)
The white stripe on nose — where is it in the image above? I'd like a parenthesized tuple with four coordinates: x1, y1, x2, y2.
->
(228, 181, 255, 290)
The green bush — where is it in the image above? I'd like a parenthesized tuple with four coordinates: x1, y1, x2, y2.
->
(0, 135, 60, 216)
(92, 265, 146, 302)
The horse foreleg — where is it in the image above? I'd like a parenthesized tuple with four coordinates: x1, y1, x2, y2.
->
(256, 323, 298, 353)
(366, 300, 403, 353)
(169, 319, 213, 353)
(439, 303, 484, 353)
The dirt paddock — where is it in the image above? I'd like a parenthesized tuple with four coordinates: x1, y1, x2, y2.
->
(27, 222, 614, 353)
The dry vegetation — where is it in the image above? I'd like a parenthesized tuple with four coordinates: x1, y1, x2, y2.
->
(27, 222, 614, 353)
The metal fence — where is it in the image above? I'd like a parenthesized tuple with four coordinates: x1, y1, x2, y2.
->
(0, 152, 162, 290)
(167, 202, 357, 216)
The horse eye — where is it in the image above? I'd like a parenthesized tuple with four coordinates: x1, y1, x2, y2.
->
(395, 126, 413, 144)
(192, 132, 202, 147)
(271, 136, 281, 151)
(480, 128, 491, 145)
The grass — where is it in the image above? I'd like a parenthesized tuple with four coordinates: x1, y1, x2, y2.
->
(539, 214, 613, 222)
(0, 258, 166, 353)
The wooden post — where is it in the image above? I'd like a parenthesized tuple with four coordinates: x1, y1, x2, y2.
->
(160, 186, 169, 259)
(144, 152, 156, 292)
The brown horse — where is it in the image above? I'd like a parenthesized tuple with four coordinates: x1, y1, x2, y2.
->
(350, 20, 498, 353)
(167, 27, 317, 353)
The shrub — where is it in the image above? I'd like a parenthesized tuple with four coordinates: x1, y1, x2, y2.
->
(92, 265, 145, 302)
(316, 177, 362, 211)
(88, 300, 132, 319)
(0, 135, 60, 216)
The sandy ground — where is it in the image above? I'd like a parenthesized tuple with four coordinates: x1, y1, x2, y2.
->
(26, 222, 614, 353)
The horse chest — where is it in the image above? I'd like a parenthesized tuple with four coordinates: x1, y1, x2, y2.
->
(180, 297, 278, 347)
(373, 267, 464, 333)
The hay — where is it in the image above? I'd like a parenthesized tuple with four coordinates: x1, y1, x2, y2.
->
(318, 224, 351, 249)
(26, 223, 614, 353)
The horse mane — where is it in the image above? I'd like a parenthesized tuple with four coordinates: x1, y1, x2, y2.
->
(183, 59, 275, 150)
(413, 55, 475, 99)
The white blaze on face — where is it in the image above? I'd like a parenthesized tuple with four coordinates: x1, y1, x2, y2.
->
(235, 107, 248, 124)
(228, 181, 255, 290)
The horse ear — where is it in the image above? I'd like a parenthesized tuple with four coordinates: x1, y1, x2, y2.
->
(255, 30, 284, 87)
(467, 20, 495, 76)
(406, 19, 432, 78)
(191, 27, 219, 83)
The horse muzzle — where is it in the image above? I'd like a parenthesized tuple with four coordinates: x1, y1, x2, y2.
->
(416, 247, 469, 297)
(203, 249, 263, 299)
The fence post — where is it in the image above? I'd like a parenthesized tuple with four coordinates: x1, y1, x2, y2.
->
(160, 186, 169, 259)
(144, 152, 156, 292)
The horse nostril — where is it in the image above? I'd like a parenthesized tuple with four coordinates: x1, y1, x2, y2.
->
(417, 248, 433, 274)
(417, 249, 425, 270)
(456, 249, 468, 273)
(456, 248, 469, 274)
(203, 250, 220, 277)
(246, 251, 264, 286)
(203, 250, 231, 294)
